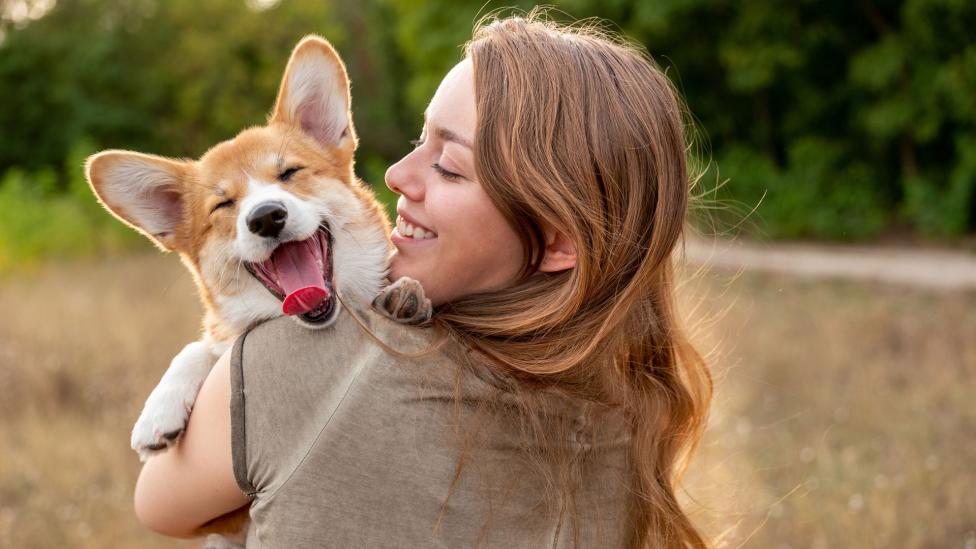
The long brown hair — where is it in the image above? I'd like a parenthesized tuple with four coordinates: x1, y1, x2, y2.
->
(433, 11, 713, 548)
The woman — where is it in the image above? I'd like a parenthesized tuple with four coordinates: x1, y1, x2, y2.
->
(135, 13, 712, 548)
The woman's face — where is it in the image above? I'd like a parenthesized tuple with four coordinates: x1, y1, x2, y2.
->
(385, 60, 524, 306)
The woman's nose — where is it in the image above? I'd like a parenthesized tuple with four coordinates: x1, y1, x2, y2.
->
(385, 154, 424, 202)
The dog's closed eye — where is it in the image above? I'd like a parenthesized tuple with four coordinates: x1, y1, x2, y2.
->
(278, 166, 303, 182)
(211, 199, 235, 214)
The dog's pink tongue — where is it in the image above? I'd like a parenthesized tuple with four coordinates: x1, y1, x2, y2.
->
(271, 239, 329, 316)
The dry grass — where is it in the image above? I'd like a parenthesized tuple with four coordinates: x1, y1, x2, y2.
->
(680, 269, 976, 548)
(0, 254, 973, 548)
(0, 254, 200, 549)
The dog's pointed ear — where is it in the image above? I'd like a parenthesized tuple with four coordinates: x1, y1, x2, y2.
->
(85, 150, 188, 251)
(270, 35, 356, 151)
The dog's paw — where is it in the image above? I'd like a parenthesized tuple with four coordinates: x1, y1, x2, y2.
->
(130, 388, 193, 462)
(203, 534, 245, 549)
(372, 277, 432, 325)
(130, 340, 217, 461)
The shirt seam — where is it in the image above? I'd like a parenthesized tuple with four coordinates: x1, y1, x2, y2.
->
(231, 329, 257, 497)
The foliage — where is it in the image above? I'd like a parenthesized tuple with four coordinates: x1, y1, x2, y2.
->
(0, 139, 141, 271)
(705, 140, 888, 240)
(0, 0, 974, 267)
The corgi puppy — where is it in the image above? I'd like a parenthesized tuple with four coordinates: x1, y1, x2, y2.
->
(86, 34, 436, 548)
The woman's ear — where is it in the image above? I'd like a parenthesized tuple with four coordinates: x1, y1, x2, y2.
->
(538, 227, 577, 273)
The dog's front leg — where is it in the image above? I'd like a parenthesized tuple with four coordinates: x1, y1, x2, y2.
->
(131, 340, 221, 461)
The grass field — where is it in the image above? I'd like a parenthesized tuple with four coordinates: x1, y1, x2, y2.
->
(0, 253, 973, 548)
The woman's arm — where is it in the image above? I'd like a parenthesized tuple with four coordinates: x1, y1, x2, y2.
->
(134, 348, 252, 538)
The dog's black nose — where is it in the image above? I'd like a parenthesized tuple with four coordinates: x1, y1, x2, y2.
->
(247, 202, 288, 238)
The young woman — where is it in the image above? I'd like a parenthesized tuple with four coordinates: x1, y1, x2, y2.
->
(135, 14, 712, 548)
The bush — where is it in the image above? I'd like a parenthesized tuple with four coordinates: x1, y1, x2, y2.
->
(706, 139, 888, 240)
(0, 141, 142, 271)
(901, 136, 976, 237)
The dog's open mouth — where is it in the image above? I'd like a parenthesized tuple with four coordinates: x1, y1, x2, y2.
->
(244, 225, 335, 324)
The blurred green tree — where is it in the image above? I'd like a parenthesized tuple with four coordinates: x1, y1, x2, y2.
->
(0, 0, 347, 172)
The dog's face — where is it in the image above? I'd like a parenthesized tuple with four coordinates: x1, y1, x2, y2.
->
(85, 36, 391, 338)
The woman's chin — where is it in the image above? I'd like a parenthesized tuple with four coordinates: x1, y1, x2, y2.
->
(389, 254, 422, 284)
(390, 235, 436, 276)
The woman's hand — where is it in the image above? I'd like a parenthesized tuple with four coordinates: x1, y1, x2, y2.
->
(133, 349, 252, 538)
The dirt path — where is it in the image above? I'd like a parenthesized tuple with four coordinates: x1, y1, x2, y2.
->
(684, 238, 976, 290)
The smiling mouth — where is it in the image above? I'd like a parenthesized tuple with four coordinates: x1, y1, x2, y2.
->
(395, 215, 437, 240)
(244, 225, 336, 324)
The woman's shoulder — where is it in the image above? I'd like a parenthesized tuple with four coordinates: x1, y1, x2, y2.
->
(233, 305, 508, 405)
(239, 305, 438, 361)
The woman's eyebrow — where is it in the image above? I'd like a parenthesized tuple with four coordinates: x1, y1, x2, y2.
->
(421, 110, 473, 149)
(434, 126, 473, 150)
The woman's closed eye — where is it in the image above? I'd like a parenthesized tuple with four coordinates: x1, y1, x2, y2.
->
(431, 162, 463, 182)
(408, 135, 465, 181)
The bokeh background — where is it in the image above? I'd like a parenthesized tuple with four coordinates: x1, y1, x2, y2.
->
(0, 0, 973, 547)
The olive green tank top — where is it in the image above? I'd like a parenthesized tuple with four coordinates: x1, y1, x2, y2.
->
(230, 307, 631, 548)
